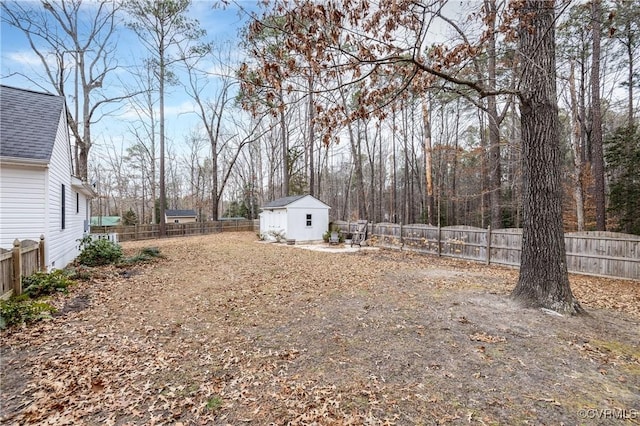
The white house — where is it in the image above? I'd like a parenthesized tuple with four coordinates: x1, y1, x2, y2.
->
(259, 195, 330, 243)
(0, 85, 96, 270)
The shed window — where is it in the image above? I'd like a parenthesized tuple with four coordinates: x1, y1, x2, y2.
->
(306, 214, 312, 227)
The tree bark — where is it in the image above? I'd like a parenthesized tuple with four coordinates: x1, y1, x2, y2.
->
(485, 0, 503, 229)
(628, 27, 634, 126)
(279, 88, 289, 197)
(511, 0, 584, 314)
(159, 45, 167, 237)
(591, 0, 606, 230)
(569, 60, 586, 231)
(421, 96, 435, 225)
(308, 75, 315, 197)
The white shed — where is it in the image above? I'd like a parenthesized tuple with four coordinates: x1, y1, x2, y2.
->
(259, 195, 330, 243)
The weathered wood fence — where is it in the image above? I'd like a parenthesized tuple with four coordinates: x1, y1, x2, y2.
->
(333, 221, 640, 281)
(90, 219, 259, 243)
(1, 236, 46, 299)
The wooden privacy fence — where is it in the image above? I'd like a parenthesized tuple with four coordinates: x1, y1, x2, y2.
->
(1, 236, 46, 299)
(91, 219, 259, 243)
(333, 221, 640, 280)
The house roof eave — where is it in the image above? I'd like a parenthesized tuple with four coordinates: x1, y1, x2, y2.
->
(0, 156, 49, 169)
(72, 178, 98, 198)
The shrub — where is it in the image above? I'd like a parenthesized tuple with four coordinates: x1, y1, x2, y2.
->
(0, 296, 56, 329)
(268, 229, 286, 242)
(323, 227, 345, 243)
(206, 396, 223, 411)
(120, 247, 163, 265)
(22, 269, 74, 298)
(65, 265, 93, 281)
(77, 236, 123, 266)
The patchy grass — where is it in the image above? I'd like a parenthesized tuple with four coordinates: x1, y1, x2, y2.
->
(1, 232, 638, 425)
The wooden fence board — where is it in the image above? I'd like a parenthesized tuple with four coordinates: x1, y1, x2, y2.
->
(90, 220, 259, 243)
(21, 243, 40, 278)
(332, 221, 639, 280)
(0, 250, 12, 295)
(1, 238, 45, 299)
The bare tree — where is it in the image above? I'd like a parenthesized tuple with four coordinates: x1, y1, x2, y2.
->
(2, 0, 132, 179)
(591, 0, 606, 230)
(125, 0, 209, 236)
(126, 60, 159, 224)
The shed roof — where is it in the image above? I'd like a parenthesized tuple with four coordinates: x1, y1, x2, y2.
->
(262, 195, 307, 208)
(166, 209, 197, 217)
(91, 216, 121, 226)
(0, 85, 65, 161)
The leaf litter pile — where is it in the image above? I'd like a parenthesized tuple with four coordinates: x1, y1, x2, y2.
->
(1, 232, 639, 425)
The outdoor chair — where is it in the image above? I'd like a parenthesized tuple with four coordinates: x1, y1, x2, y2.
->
(351, 220, 368, 247)
(329, 231, 340, 245)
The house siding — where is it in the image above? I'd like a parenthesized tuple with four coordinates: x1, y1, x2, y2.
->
(45, 110, 85, 269)
(168, 216, 197, 224)
(1, 86, 93, 272)
(260, 209, 287, 239)
(0, 166, 47, 248)
(286, 206, 329, 242)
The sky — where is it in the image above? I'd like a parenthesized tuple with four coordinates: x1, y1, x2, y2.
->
(0, 1, 260, 165)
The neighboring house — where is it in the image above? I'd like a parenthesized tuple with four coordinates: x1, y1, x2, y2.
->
(165, 209, 197, 224)
(0, 85, 96, 270)
(90, 216, 122, 227)
(259, 194, 330, 243)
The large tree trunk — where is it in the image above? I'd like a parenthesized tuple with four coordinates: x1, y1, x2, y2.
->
(591, 0, 606, 230)
(486, 0, 503, 229)
(421, 96, 435, 225)
(626, 18, 635, 126)
(308, 75, 315, 197)
(348, 122, 368, 220)
(511, 0, 583, 314)
(569, 60, 586, 231)
(280, 88, 289, 197)
(158, 49, 167, 238)
(452, 98, 460, 225)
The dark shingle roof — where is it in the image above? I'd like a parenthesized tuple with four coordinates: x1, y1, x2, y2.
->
(262, 195, 307, 208)
(165, 209, 197, 217)
(0, 85, 65, 161)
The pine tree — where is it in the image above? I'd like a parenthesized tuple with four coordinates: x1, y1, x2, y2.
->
(605, 125, 640, 234)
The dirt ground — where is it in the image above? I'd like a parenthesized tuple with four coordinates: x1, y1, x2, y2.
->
(1, 232, 639, 425)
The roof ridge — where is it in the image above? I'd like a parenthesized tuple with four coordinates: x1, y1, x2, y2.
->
(0, 84, 60, 98)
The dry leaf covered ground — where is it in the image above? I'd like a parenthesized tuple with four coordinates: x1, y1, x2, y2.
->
(1, 232, 639, 425)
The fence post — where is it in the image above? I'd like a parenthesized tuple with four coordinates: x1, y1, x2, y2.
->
(12, 239, 22, 296)
(485, 226, 492, 265)
(39, 235, 46, 271)
(437, 225, 442, 257)
(399, 222, 403, 249)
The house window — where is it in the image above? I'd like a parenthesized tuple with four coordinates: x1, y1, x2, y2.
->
(174, 219, 179, 223)
(306, 214, 312, 227)
(76, 192, 80, 213)
(61, 184, 66, 229)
